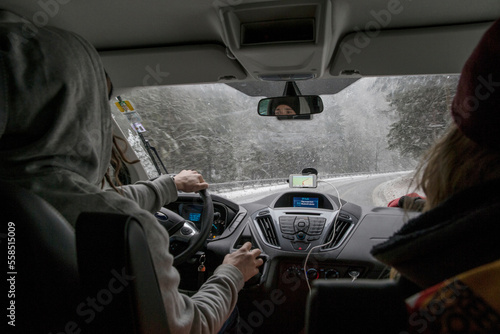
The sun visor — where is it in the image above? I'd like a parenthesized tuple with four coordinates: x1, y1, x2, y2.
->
(218, 0, 334, 81)
(330, 22, 492, 76)
(100, 44, 247, 88)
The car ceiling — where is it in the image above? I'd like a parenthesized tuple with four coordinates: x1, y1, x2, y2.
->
(3, 0, 500, 92)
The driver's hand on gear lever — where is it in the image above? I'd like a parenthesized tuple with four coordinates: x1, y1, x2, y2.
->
(173, 170, 209, 192)
(223, 242, 264, 282)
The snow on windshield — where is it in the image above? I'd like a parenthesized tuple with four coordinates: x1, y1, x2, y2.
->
(110, 75, 458, 184)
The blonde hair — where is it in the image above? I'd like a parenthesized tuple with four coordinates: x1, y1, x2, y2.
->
(414, 123, 500, 211)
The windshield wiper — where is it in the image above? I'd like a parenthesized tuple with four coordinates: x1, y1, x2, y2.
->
(138, 132, 169, 175)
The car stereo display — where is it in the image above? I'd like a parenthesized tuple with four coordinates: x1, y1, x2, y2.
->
(293, 197, 319, 208)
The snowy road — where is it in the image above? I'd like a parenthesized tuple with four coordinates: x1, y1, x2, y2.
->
(218, 171, 410, 207)
(317, 172, 410, 207)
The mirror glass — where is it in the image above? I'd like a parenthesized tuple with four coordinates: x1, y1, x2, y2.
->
(258, 96, 324, 117)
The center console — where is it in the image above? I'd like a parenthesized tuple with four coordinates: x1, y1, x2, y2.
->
(252, 192, 356, 252)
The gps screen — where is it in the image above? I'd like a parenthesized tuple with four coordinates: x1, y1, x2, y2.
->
(291, 175, 316, 187)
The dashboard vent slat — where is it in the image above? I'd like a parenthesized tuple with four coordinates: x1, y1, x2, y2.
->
(322, 214, 353, 249)
(255, 215, 279, 247)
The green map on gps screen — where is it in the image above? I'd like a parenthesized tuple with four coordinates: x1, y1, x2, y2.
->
(292, 175, 314, 187)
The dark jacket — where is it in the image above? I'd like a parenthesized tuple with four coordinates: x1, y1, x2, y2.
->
(371, 179, 500, 288)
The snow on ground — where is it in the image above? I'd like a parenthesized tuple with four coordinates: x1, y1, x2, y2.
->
(372, 172, 422, 206)
(216, 174, 378, 202)
(217, 171, 419, 206)
(215, 183, 290, 201)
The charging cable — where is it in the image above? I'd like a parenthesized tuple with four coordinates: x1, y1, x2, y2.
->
(303, 180, 343, 295)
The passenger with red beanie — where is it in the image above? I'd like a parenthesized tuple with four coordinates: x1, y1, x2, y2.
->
(372, 19, 500, 333)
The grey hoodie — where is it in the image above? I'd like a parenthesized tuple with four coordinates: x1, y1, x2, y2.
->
(0, 10, 243, 333)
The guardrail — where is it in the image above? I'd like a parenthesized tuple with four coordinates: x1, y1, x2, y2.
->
(209, 178, 288, 193)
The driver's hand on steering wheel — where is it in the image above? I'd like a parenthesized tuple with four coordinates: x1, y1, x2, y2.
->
(223, 242, 264, 282)
(173, 170, 209, 192)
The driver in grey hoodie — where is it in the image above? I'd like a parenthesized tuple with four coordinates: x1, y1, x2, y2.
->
(0, 11, 263, 334)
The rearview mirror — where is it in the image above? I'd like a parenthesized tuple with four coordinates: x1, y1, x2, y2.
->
(258, 96, 324, 117)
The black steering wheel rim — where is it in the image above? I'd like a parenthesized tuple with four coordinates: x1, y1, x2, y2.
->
(172, 189, 213, 266)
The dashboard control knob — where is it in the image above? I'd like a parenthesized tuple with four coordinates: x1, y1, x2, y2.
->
(325, 269, 340, 279)
(285, 267, 300, 279)
(296, 232, 306, 240)
(306, 268, 319, 280)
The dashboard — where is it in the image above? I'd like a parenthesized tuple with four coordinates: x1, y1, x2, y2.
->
(161, 189, 414, 286)
(250, 192, 350, 253)
(159, 188, 416, 332)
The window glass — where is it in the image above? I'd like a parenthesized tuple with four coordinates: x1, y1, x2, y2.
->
(111, 75, 459, 184)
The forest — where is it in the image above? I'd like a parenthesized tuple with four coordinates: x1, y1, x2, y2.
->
(111, 74, 459, 183)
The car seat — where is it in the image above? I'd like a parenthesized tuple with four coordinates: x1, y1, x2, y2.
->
(1, 181, 169, 333)
(76, 212, 170, 333)
(1, 181, 80, 333)
(305, 277, 420, 334)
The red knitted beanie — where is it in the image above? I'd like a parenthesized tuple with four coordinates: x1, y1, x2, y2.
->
(451, 19, 500, 149)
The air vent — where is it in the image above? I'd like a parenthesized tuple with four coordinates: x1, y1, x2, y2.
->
(322, 214, 353, 249)
(255, 215, 279, 247)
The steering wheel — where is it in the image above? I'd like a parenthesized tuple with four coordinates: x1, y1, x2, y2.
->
(155, 189, 213, 266)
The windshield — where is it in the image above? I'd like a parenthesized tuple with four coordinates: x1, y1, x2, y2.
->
(111, 75, 458, 204)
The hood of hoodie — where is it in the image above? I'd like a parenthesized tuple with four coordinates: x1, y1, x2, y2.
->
(0, 10, 112, 186)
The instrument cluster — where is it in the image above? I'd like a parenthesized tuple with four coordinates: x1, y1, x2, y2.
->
(165, 201, 230, 240)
